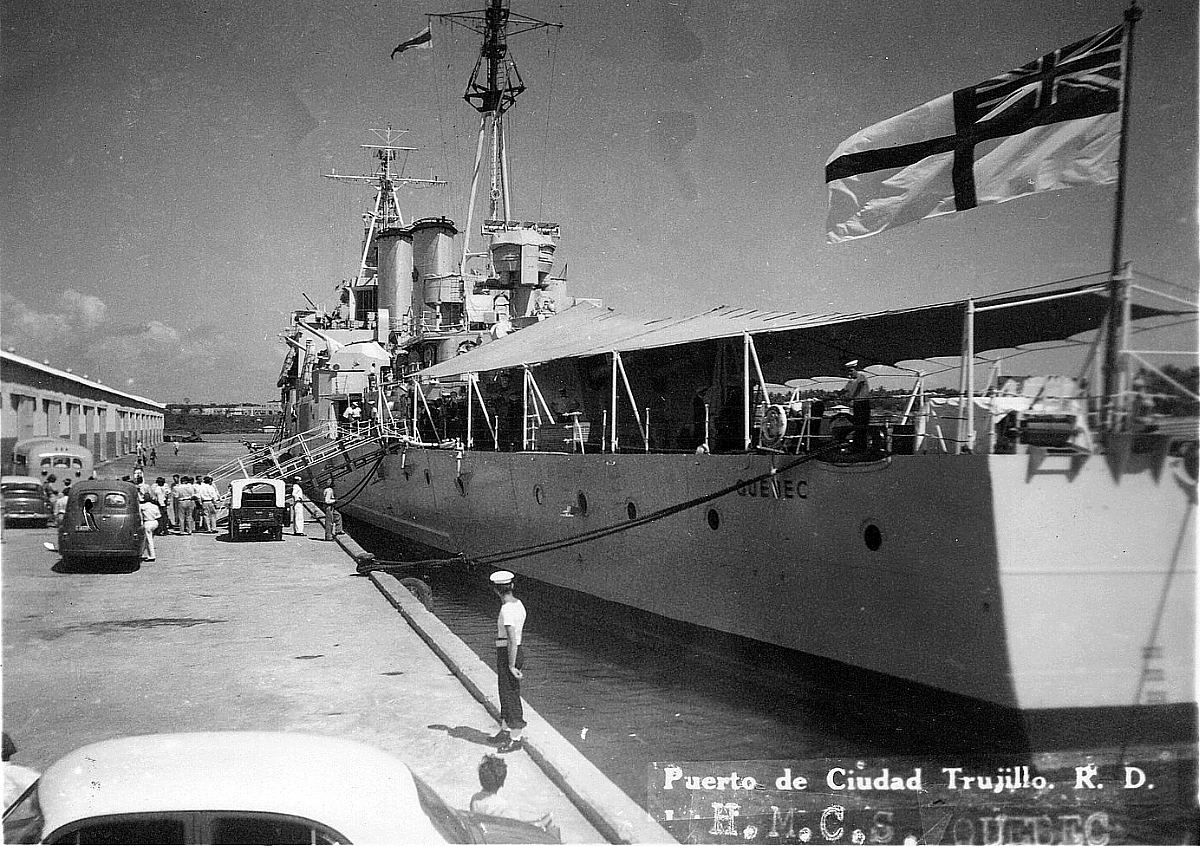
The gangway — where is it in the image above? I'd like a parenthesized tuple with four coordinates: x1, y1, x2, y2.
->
(208, 421, 412, 491)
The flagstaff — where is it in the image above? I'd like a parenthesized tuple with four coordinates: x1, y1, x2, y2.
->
(1102, 1, 1143, 432)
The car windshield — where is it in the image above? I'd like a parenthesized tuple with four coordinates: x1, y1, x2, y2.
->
(3, 780, 44, 844)
(412, 774, 470, 843)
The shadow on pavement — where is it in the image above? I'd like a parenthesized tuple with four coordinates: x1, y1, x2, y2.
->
(51, 557, 142, 575)
(428, 724, 496, 747)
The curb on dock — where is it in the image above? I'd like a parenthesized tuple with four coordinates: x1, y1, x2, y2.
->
(317, 510, 674, 844)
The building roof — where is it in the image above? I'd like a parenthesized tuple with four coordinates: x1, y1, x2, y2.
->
(0, 350, 165, 410)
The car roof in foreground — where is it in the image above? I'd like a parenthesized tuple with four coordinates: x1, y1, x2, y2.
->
(65, 480, 137, 494)
(37, 732, 442, 843)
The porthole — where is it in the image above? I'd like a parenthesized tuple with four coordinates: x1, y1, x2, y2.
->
(864, 524, 882, 551)
(424, 469, 432, 485)
(576, 491, 589, 516)
(626, 501, 637, 520)
(533, 485, 544, 505)
(707, 508, 720, 531)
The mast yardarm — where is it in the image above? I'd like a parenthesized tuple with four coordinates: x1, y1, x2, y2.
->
(433, 0, 561, 268)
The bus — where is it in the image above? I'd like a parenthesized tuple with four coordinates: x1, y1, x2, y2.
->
(11, 437, 94, 484)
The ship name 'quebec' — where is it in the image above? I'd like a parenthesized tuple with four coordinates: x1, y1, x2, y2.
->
(735, 478, 808, 500)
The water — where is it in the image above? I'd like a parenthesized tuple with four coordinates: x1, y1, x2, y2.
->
(344, 517, 1033, 807)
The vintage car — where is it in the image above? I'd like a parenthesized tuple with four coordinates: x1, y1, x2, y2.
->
(1, 476, 52, 528)
(2, 731, 561, 844)
(55, 480, 143, 568)
(227, 478, 287, 541)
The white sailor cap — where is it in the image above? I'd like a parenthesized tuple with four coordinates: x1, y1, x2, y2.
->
(844, 359, 859, 368)
(489, 570, 515, 586)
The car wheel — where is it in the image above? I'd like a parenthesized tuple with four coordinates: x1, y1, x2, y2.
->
(273, 527, 283, 542)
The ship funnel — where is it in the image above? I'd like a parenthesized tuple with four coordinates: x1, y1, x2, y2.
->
(489, 227, 557, 317)
(410, 217, 461, 330)
(376, 227, 413, 334)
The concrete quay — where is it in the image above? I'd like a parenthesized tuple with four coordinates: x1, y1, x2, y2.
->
(2, 443, 670, 843)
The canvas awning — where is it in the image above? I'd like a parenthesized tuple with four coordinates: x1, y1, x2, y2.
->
(415, 282, 1189, 382)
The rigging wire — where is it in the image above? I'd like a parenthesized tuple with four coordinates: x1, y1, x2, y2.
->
(536, 25, 560, 221)
(1131, 269, 1199, 297)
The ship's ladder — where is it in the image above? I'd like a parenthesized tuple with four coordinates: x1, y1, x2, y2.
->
(208, 420, 410, 490)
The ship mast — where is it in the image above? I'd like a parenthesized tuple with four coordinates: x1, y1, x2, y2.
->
(324, 126, 446, 284)
(433, 0, 561, 273)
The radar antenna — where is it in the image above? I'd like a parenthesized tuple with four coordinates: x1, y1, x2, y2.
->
(324, 125, 446, 282)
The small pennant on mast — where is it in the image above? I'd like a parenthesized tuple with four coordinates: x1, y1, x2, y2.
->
(391, 24, 432, 59)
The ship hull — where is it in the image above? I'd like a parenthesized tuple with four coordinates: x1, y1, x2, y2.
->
(330, 442, 1195, 712)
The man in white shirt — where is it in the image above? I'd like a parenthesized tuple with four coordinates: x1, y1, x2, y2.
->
(198, 476, 220, 534)
(322, 477, 343, 540)
(490, 570, 527, 753)
(150, 477, 171, 535)
(289, 477, 306, 535)
(175, 476, 197, 534)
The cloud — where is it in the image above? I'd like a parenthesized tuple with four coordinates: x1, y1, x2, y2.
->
(2, 291, 277, 400)
(3, 289, 110, 346)
(60, 289, 107, 328)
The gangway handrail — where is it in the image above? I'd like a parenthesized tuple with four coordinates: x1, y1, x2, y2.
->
(207, 421, 413, 494)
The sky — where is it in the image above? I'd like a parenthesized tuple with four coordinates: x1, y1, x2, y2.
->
(2, 0, 1196, 403)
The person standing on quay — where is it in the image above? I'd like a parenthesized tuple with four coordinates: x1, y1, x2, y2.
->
(199, 476, 219, 534)
(175, 475, 197, 534)
(52, 489, 69, 528)
(289, 477, 307, 535)
(169, 474, 182, 530)
(490, 570, 527, 754)
(150, 477, 170, 535)
(139, 493, 160, 561)
(322, 477, 343, 541)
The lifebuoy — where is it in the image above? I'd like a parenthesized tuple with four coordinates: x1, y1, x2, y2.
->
(759, 404, 788, 448)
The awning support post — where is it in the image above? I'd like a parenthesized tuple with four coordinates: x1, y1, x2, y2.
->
(610, 352, 619, 453)
(744, 333, 770, 450)
(899, 376, 924, 427)
(418, 381, 442, 443)
(524, 365, 557, 425)
(411, 377, 419, 440)
(522, 368, 531, 451)
(613, 351, 648, 452)
(468, 373, 498, 449)
(466, 375, 473, 449)
(742, 334, 751, 450)
(956, 299, 976, 454)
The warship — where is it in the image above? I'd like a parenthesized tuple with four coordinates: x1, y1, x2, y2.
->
(273, 0, 1195, 718)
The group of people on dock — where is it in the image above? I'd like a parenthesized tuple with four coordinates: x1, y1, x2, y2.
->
(123, 472, 221, 561)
